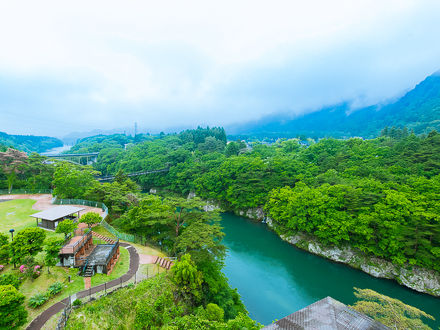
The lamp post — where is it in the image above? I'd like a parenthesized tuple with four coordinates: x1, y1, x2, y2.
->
(9, 229, 16, 268)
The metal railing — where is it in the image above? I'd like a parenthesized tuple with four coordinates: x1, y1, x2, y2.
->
(0, 188, 53, 195)
(60, 231, 92, 255)
(100, 220, 135, 242)
(104, 239, 120, 266)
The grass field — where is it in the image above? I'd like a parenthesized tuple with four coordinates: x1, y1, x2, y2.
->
(0, 201, 165, 329)
(91, 247, 130, 286)
(0, 199, 39, 235)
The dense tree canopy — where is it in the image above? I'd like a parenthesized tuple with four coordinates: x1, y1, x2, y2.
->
(70, 128, 440, 273)
(0, 284, 28, 329)
(351, 288, 434, 329)
(10, 228, 46, 264)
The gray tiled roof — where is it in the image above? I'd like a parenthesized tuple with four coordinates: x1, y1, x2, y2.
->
(263, 296, 389, 330)
(30, 206, 85, 221)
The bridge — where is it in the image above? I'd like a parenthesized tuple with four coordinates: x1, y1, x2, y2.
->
(97, 168, 170, 182)
(44, 153, 99, 165)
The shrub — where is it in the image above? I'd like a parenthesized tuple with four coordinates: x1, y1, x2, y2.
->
(72, 299, 82, 307)
(0, 265, 3, 272)
(0, 284, 28, 329)
(0, 245, 10, 264)
(28, 292, 49, 308)
(47, 282, 63, 296)
(32, 265, 41, 279)
(0, 274, 21, 289)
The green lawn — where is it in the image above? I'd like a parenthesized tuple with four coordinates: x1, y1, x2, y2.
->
(0, 199, 63, 241)
(0, 199, 39, 234)
(91, 246, 130, 287)
(3, 264, 85, 329)
(91, 224, 116, 238)
(0, 201, 165, 328)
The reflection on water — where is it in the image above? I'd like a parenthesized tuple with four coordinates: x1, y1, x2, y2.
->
(41, 145, 72, 155)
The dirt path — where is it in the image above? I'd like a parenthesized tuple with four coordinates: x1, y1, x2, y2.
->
(26, 242, 140, 330)
(0, 194, 105, 216)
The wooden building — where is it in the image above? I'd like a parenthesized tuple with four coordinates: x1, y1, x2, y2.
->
(30, 205, 84, 230)
(58, 230, 94, 267)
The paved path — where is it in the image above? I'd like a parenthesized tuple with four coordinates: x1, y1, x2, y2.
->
(84, 277, 91, 290)
(26, 242, 139, 330)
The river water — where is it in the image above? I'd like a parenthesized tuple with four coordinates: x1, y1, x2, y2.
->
(40, 145, 72, 155)
(221, 213, 440, 328)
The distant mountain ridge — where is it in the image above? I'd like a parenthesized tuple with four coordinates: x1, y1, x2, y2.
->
(0, 131, 63, 153)
(228, 71, 440, 139)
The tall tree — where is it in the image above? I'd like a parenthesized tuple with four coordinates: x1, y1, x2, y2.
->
(0, 284, 28, 329)
(44, 238, 65, 274)
(10, 228, 46, 264)
(80, 212, 102, 229)
(55, 219, 77, 238)
(351, 288, 434, 329)
(52, 163, 98, 199)
(0, 148, 28, 192)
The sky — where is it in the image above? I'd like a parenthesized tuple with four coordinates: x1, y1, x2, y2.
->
(0, 0, 440, 137)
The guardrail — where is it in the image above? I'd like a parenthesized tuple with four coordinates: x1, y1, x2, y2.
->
(100, 220, 135, 242)
(104, 239, 120, 265)
(0, 188, 53, 195)
(60, 231, 92, 255)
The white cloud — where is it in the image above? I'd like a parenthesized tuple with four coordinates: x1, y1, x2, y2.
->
(0, 0, 439, 135)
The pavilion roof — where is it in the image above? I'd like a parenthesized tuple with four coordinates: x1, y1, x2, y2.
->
(30, 206, 85, 221)
(263, 296, 389, 330)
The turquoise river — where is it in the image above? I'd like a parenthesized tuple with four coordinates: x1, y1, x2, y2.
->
(221, 213, 440, 328)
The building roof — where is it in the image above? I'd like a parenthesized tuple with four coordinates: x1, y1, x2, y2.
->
(30, 206, 85, 221)
(263, 296, 389, 330)
(87, 244, 115, 265)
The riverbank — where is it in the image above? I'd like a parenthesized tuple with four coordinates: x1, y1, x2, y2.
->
(231, 206, 440, 298)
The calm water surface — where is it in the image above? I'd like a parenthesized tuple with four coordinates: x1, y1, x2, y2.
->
(221, 213, 440, 328)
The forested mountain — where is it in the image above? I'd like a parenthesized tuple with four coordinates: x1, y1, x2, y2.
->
(228, 71, 440, 140)
(0, 131, 63, 153)
(32, 127, 438, 274)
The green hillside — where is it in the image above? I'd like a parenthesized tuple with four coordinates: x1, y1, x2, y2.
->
(228, 72, 440, 139)
(0, 131, 63, 153)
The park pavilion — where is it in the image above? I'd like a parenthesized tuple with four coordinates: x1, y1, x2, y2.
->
(30, 205, 84, 230)
(263, 296, 389, 329)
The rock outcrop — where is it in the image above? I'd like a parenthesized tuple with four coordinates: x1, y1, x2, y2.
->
(274, 225, 440, 297)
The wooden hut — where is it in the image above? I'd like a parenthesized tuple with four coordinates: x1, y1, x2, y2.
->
(30, 205, 84, 230)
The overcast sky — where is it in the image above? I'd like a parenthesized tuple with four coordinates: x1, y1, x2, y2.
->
(1, 1, 440, 137)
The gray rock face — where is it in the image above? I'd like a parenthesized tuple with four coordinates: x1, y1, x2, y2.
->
(229, 205, 440, 296)
(187, 191, 197, 199)
(203, 200, 221, 212)
(276, 232, 440, 297)
(237, 207, 265, 220)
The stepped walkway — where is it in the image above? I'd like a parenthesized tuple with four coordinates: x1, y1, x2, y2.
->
(91, 230, 117, 244)
(152, 256, 174, 270)
(26, 242, 139, 330)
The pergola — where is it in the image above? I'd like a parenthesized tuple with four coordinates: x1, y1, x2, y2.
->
(30, 205, 85, 231)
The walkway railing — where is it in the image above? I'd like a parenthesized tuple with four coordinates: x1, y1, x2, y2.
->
(0, 188, 53, 195)
(104, 239, 120, 266)
(101, 220, 135, 242)
(60, 231, 92, 255)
